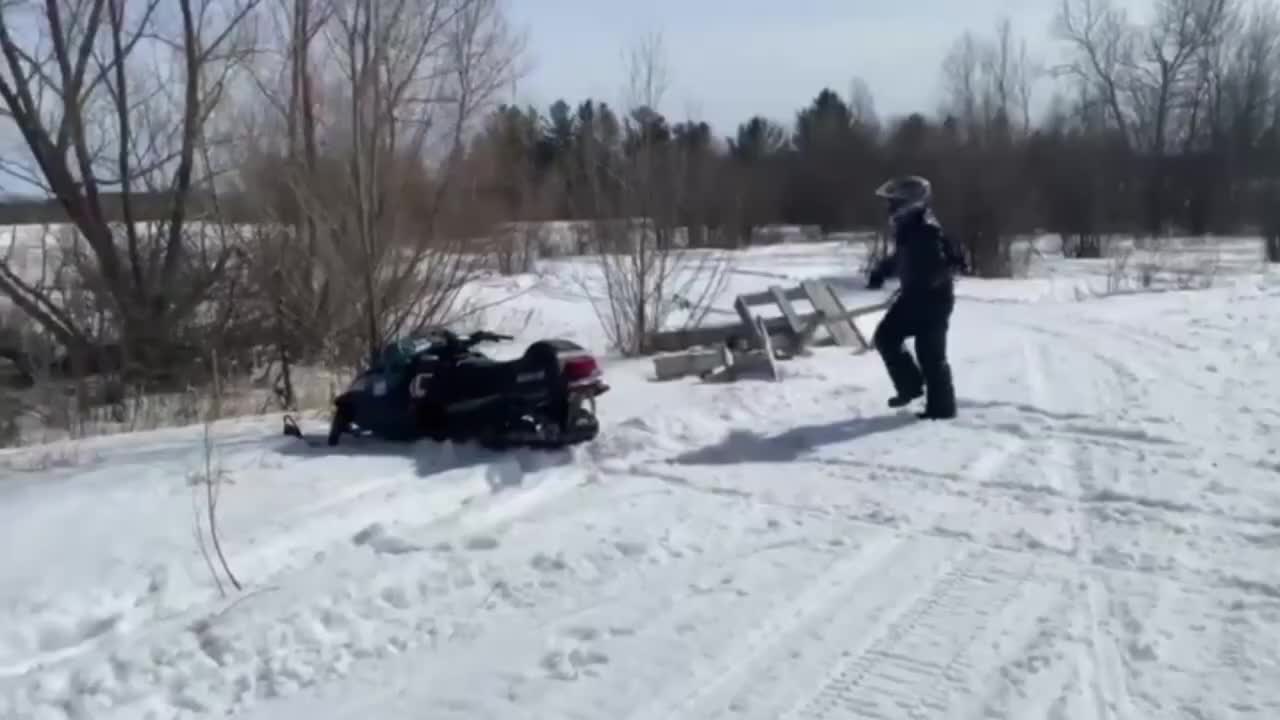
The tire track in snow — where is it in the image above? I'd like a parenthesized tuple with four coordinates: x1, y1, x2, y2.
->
(0, 457, 604, 719)
(612, 426, 1035, 720)
(582, 304, 1271, 719)
(1028, 337, 1128, 720)
(618, 532, 945, 720)
(1081, 310, 1277, 475)
(779, 549, 1047, 720)
(1022, 320, 1214, 720)
(1010, 306, 1274, 525)
(762, 341, 1073, 720)
(637, 458, 1276, 605)
(1003, 317, 1148, 416)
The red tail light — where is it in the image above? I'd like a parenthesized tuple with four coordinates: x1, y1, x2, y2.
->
(563, 355, 601, 381)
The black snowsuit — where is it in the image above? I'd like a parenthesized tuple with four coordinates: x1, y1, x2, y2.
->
(867, 206, 964, 418)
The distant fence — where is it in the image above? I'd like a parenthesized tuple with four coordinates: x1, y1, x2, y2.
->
(0, 196, 886, 256)
(0, 192, 263, 226)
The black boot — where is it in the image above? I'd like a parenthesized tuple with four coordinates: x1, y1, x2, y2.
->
(888, 389, 923, 408)
(918, 362, 956, 419)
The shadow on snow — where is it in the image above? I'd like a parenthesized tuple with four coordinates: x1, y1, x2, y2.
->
(672, 413, 919, 466)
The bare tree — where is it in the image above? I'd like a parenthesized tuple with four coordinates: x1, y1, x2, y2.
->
(460, 105, 549, 273)
(0, 0, 261, 379)
(985, 18, 1038, 135)
(943, 18, 1038, 141)
(1058, 0, 1237, 234)
(847, 75, 879, 130)
(240, 0, 524, 367)
(233, 0, 335, 405)
(1223, 3, 1280, 261)
(1056, 0, 1137, 141)
(573, 31, 731, 354)
(942, 31, 984, 138)
(938, 19, 1038, 277)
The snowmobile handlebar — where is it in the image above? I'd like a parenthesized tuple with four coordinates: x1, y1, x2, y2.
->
(465, 330, 513, 344)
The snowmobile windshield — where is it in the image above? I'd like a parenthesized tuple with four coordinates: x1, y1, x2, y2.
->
(379, 337, 427, 370)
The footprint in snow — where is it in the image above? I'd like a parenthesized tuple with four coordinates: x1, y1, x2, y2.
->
(530, 552, 567, 572)
(540, 647, 610, 681)
(563, 626, 600, 641)
(465, 535, 500, 551)
(613, 540, 647, 558)
(352, 523, 424, 555)
(36, 612, 123, 654)
(380, 585, 412, 610)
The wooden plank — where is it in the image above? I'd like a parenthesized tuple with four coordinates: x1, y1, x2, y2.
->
(737, 285, 807, 306)
(841, 298, 892, 352)
(801, 280, 861, 347)
(769, 285, 804, 335)
(734, 294, 763, 347)
(847, 300, 892, 318)
(721, 350, 772, 382)
(718, 325, 779, 382)
(755, 315, 780, 381)
(806, 301, 890, 324)
(646, 322, 756, 354)
(848, 311, 870, 351)
(652, 349, 725, 381)
(821, 289, 870, 351)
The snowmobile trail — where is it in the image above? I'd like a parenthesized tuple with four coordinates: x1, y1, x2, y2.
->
(618, 532, 950, 720)
(762, 337, 1100, 720)
(1015, 335, 1128, 720)
(779, 548, 1049, 720)
(606, 354, 1064, 720)
(4, 282, 1280, 720)
(987, 300, 1280, 719)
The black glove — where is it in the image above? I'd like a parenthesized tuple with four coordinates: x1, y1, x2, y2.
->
(867, 269, 884, 290)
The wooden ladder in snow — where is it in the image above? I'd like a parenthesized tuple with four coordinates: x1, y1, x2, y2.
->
(650, 280, 887, 381)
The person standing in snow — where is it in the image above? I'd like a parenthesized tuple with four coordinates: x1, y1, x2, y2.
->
(866, 175, 967, 420)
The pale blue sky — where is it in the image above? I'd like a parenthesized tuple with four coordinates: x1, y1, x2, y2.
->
(503, 0, 1149, 134)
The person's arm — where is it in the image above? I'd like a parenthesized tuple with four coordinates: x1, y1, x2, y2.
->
(867, 243, 897, 289)
(942, 231, 970, 274)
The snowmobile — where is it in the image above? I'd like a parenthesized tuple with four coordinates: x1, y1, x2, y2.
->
(283, 328, 608, 449)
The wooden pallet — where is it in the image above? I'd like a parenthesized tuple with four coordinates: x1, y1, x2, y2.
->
(800, 280, 873, 351)
(649, 280, 888, 382)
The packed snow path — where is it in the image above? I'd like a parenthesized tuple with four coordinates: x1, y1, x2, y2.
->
(2, 283, 1279, 719)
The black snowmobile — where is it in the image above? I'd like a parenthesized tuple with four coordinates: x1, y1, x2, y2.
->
(283, 328, 609, 449)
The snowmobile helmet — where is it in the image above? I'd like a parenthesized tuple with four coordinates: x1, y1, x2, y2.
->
(875, 175, 932, 221)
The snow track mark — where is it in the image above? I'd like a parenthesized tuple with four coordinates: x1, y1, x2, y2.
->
(623, 534, 950, 720)
(1026, 329, 1131, 720)
(617, 415, 1037, 720)
(781, 549, 1047, 720)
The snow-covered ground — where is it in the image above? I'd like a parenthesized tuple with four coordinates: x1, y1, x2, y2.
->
(2, 238, 1279, 719)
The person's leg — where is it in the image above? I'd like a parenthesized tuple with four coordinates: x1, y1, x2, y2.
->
(873, 296, 923, 405)
(914, 291, 956, 419)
